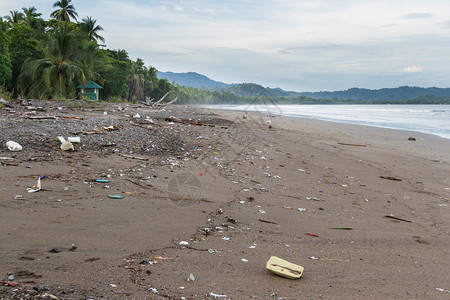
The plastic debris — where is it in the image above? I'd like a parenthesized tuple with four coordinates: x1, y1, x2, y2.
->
(297, 208, 306, 212)
(95, 179, 109, 183)
(109, 283, 117, 288)
(306, 232, 319, 237)
(153, 256, 173, 260)
(0, 281, 19, 287)
(6, 141, 22, 151)
(188, 273, 195, 282)
(209, 292, 228, 298)
(266, 256, 304, 279)
(58, 136, 74, 151)
(436, 288, 450, 293)
(108, 194, 124, 199)
(27, 177, 42, 193)
(310, 256, 320, 260)
(221, 237, 230, 241)
(179, 241, 189, 246)
(241, 258, 248, 262)
(67, 136, 81, 143)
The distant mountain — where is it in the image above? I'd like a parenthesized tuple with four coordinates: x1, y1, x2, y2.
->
(157, 71, 229, 91)
(157, 71, 450, 101)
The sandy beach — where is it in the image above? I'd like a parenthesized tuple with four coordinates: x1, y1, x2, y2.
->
(1, 100, 449, 299)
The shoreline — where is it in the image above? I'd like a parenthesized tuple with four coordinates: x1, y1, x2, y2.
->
(201, 104, 450, 141)
(1, 101, 449, 299)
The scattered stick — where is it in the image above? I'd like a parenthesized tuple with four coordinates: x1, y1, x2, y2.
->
(129, 121, 153, 130)
(329, 227, 353, 230)
(56, 115, 84, 121)
(167, 116, 228, 129)
(380, 175, 402, 181)
(119, 153, 149, 161)
(338, 142, 366, 147)
(185, 245, 210, 252)
(258, 218, 278, 225)
(384, 215, 412, 223)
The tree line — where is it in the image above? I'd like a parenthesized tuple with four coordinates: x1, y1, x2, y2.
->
(0, 0, 173, 102)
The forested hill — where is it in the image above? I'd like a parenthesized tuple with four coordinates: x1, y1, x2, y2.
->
(157, 71, 229, 91)
(156, 72, 450, 101)
(299, 86, 450, 100)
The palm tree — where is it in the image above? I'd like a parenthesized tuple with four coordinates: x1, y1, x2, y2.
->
(4, 10, 25, 26)
(18, 23, 95, 99)
(79, 17, 105, 43)
(22, 7, 41, 19)
(50, 0, 78, 22)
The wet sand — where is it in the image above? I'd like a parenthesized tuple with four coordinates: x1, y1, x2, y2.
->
(1, 102, 449, 299)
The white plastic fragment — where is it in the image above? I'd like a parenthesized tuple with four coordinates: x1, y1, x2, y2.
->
(310, 256, 320, 260)
(179, 241, 189, 246)
(67, 136, 81, 143)
(436, 288, 450, 293)
(27, 177, 41, 193)
(298, 169, 305, 172)
(150, 288, 158, 294)
(209, 292, 228, 298)
(221, 237, 230, 241)
(298, 208, 306, 212)
(241, 258, 248, 262)
(259, 210, 266, 214)
(109, 284, 117, 287)
(6, 141, 22, 151)
(188, 273, 195, 281)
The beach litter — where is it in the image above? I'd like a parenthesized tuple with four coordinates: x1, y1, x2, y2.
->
(306, 232, 319, 237)
(6, 141, 22, 151)
(95, 179, 109, 183)
(209, 292, 228, 298)
(27, 177, 41, 193)
(67, 136, 81, 143)
(187, 273, 195, 282)
(108, 194, 124, 199)
(0, 281, 19, 287)
(266, 256, 304, 279)
(58, 136, 74, 151)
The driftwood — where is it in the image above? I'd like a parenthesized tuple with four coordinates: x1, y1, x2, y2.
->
(338, 142, 366, 147)
(167, 116, 228, 129)
(119, 153, 149, 161)
(139, 91, 178, 107)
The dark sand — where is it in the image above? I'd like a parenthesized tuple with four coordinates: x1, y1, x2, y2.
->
(0, 101, 449, 299)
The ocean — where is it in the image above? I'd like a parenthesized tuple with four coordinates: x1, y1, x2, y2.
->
(204, 104, 450, 140)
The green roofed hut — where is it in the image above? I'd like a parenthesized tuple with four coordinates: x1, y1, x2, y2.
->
(77, 81, 102, 101)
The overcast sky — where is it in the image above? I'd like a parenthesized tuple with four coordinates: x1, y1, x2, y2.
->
(2, 0, 450, 91)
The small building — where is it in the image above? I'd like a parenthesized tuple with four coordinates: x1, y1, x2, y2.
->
(77, 81, 102, 101)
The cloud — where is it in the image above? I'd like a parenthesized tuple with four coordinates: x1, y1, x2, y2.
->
(440, 20, 450, 28)
(402, 13, 432, 19)
(403, 66, 423, 73)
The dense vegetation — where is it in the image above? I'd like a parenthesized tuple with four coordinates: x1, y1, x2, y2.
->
(0, 1, 173, 102)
